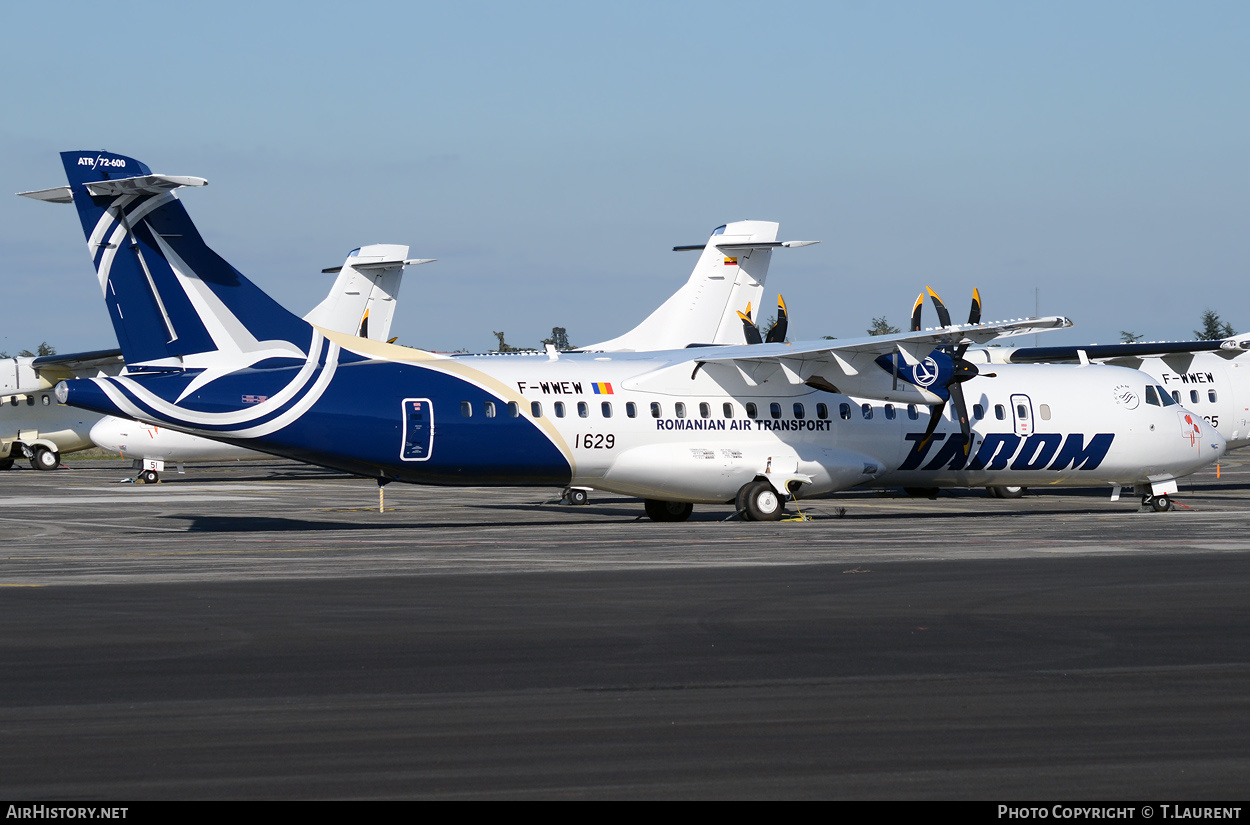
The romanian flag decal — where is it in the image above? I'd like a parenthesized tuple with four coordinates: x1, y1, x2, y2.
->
(723, 257, 738, 266)
(592, 382, 614, 395)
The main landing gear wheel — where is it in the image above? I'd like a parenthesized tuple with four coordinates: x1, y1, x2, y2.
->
(1143, 492, 1173, 512)
(989, 486, 1026, 499)
(644, 499, 693, 522)
(740, 481, 785, 522)
(566, 488, 589, 506)
(140, 469, 160, 484)
(31, 446, 60, 471)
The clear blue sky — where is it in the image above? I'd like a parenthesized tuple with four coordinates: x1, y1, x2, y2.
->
(3, 1, 1247, 354)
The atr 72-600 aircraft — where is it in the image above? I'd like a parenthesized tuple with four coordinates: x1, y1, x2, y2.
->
(21, 151, 1224, 519)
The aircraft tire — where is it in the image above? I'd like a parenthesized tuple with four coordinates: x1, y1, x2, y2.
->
(734, 483, 752, 515)
(31, 446, 59, 471)
(141, 469, 160, 484)
(994, 486, 1026, 499)
(1151, 494, 1173, 512)
(743, 481, 784, 522)
(567, 488, 589, 506)
(644, 499, 693, 522)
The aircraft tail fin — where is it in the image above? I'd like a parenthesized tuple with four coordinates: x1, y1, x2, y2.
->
(304, 245, 434, 342)
(39, 150, 313, 369)
(583, 220, 816, 351)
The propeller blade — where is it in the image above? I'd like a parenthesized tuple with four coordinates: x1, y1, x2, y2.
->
(926, 287, 952, 328)
(917, 400, 947, 451)
(765, 295, 788, 344)
(949, 383, 973, 455)
(910, 292, 924, 332)
(968, 287, 982, 326)
(738, 302, 763, 345)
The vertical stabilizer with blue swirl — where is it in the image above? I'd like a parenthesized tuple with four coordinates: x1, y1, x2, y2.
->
(58, 150, 313, 370)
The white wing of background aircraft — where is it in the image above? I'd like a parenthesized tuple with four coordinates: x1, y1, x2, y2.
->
(976, 334, 1250, 451)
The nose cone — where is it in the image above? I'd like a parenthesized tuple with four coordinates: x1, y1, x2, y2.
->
(1208, 421, 1228, 459)
(1177, 409, 1226, 476)
(89, 416, 127, 452)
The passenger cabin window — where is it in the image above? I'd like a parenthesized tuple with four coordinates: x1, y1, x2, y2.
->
(884, 404, 896, 420)
(1209, 390, 1218, 403)
(817, 403, 828, 420)
(699, 402, 710, 419)
(578, 401, 589, 418)
(484, 401, 497, 418)
(995, 404, 1006, 420)
(675, 402, 686, 419)
(555, 401, 566, 418)
(839, 403, 851, 420)
(746, 403, 758, 419)
(508, 401, 519, 418)
(1040, 404, 1051, 420)
(627, 402, 637, 418)
(460, 401, 472, 417)
(531, 401, 543, 418)
(973, 404, 984, 420)
(1016, 404, 1029, 419)
(793, 403, 805, 419)
(861, 403, 872, 420)
(723, 402, 734, 418)
(1172, 391, 1181, 404)
(907, 404, 919, 420)
(650, 402, 662, 418)
(601, 402, 612, 418)
(770, 402, 782, 419)
(1190, 390, 1199, 404)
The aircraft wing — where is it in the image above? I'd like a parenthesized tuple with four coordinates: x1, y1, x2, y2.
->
(1002, 336, 1250, 364)
(30, 348, 125, 372)
(636, 315, 1073, 404)
(0, 348, 125, 394)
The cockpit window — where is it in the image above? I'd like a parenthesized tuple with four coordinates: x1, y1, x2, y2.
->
(711, 225, 727, 236)
(1145, 386, 1160, 406)
(1157, 386, 1178, 406)
(348, 248, 361, 257)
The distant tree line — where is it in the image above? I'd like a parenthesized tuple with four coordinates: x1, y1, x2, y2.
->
(0, 342, 56, 359)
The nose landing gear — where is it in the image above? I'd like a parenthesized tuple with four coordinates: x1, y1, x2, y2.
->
(735, 480, 785, 522)
(1141, 492, 1173, 512)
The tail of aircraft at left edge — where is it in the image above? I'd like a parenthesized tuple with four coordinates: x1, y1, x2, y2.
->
(24, 151, 1225, 521)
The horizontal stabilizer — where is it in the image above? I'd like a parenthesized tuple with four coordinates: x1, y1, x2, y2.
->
(18, 175, 206, 204)
(17, 186, 74, 204)
(84, 174, 207, 198)
(321, 258, 435, 274)
(673, 239, 819, 252)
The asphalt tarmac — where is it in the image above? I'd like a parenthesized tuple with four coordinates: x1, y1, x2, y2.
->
(2, 457, 1249, 799)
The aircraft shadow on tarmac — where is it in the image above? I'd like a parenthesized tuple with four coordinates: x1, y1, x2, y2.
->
(170, 510, 666, 532)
